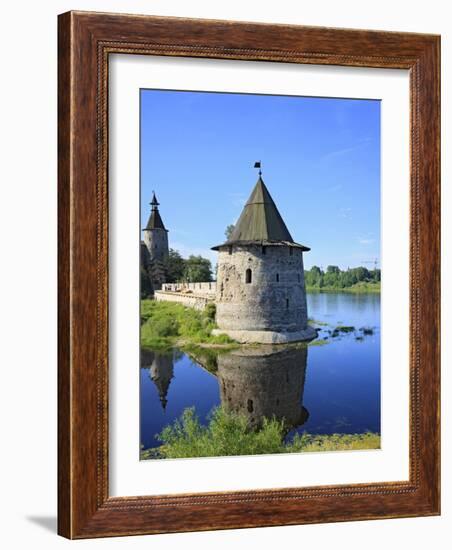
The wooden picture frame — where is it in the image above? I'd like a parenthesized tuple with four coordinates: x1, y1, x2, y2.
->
(58, 11, 440, 538)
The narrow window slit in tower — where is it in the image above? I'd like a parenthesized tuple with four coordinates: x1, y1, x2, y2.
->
(246, 269, 252, 284)
(286, 298, 289, 308)
(276, 273, 279, 282)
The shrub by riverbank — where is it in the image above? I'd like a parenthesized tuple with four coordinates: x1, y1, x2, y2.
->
(141, 300, 236, 351)
(140, 407, 380, 459)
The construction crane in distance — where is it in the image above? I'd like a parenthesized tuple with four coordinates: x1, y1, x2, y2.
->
(362, 258, 379, 270)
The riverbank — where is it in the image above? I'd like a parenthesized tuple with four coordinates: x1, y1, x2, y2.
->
(141, 300, 329, 352)
(306, 281, 380, 293)
(140, 407, 380, 459)
(141, 297, 380, 353)
(141, 299, 238, 351)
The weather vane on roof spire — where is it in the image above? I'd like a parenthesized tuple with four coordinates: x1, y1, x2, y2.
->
(150, 190, 159, 210)
(254, 161, 262, 177)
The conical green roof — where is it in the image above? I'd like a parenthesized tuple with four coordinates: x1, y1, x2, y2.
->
(230, 177, 293, 242)
(144, 209, 166, 230)
(212, 176, 309, 251)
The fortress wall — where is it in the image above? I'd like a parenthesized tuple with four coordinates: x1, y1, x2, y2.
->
(161, 282, 217, 295)
(154, 290, 214, 311)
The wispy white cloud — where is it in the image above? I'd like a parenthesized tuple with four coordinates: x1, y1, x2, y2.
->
(339, 207, 352, 219)
(328, 184, 343, 192)
(227, 192, 247, 208)
(171, 228, 192, 237)
(358, 238, 375, 245)
(322, 137, 372, 161)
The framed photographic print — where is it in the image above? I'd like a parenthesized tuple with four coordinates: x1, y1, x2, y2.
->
(58, 11, 440, 538)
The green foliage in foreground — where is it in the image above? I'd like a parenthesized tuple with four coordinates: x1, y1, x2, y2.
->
(140, 407, 380, 459)
(141, 300, 235, 351)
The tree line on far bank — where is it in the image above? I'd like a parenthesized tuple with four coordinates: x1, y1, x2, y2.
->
(304, 265, 380, 289)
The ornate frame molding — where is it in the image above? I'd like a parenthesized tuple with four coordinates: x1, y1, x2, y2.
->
(58, 11, 440, 538)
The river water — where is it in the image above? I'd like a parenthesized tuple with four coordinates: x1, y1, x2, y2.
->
(140, 292, 380, 451)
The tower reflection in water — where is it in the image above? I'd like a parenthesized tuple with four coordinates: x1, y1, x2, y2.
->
(217, 346, 309, 430)
(141, 348, 174, 411)
(142, 345, 309, 432)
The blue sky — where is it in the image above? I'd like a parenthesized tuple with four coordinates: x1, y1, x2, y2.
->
(141, 89, 380, 270)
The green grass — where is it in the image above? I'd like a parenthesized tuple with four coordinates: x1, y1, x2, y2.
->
(140, 407, 380, 459)
(306, 281, 380, 293)
(141, 300, 236, 351)
(289, 432, 381, 452)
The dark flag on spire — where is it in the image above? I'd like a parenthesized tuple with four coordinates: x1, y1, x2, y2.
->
(254, 161, 261, 169)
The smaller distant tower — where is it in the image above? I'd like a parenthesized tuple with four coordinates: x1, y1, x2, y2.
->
(143, 192, 169, 263)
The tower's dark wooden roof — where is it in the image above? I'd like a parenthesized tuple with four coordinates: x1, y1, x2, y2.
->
(143, 192, 167, 231)
(144, 209, 167, 230)
(212, 177, 309, 251)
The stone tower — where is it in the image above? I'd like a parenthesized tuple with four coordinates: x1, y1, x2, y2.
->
(143, 192, 169, 263)
(212, 174, 316, 344)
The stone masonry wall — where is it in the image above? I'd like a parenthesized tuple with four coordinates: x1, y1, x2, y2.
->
(161, 282, 216, 295)
(215, 244, 308, 333)
(154, 290, 214, 311)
